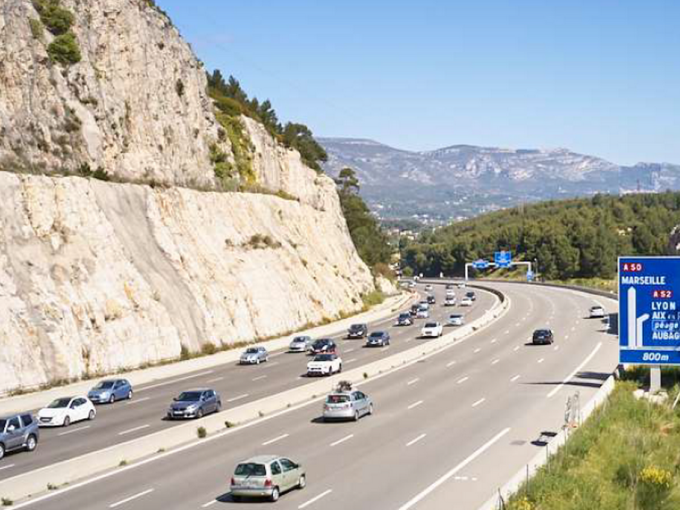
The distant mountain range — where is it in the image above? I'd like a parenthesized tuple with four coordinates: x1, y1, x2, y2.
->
(319, 138, 680, 223)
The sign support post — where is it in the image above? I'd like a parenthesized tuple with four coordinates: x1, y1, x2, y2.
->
(651, 367, 661, 394)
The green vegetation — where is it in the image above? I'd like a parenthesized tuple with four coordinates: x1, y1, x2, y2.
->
(213, 112, 255, 186)
(207, 70, 328, 172)
(196, 427, 207, 439)
(507, 371, 680, 510)
(33, 0, 81, 66)
(29, 18, 44, 41)
(403, 192, 680, 280)
(335, 167, 392, 269)
(361, 289, 386, 309)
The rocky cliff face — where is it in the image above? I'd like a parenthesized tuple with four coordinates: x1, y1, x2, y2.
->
(0, 0, 222, 186)
(0, 0, 376, 393)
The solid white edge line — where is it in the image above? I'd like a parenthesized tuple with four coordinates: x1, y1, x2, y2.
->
(261, 433, 289, 446)
(330, 434, 354, 447)
(547, 342, 603, 398)
(118, 424, 150, 436)
(109, 488, 154, 508)
(406, 433, 427, 447)
(397, 428, 511, 510)
(298, 489, 333, 509)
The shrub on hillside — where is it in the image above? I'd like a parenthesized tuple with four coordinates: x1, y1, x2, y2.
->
(48, 32, 81, 65)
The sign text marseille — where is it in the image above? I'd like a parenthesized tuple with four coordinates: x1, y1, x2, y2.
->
(619, 256, 680, 365)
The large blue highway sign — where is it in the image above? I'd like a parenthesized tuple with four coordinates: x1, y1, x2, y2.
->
(619, 256, 680, 365)
(494, 251, 512, 269)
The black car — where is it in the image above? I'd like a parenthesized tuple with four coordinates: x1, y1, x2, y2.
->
(426, 295, 436, 305)
(410, 304, 421, 317)
(532, 329, 554, 345)
(347, 323, 368, 339)
(311, 338, 337, 355)
(465, 291, 477, 301)
(366, 331, 391, 347)
(167, 389, 221, 420)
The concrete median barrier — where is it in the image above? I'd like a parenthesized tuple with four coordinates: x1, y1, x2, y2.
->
(1, 289, 509, 503)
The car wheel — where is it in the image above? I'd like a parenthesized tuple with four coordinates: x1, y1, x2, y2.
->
(127, 390, 133, 400)
(298, 475, 306, 490)
(88, 410, 95, 421)
(216, 401, 222, 413)
(270, 487, 280, 502)
(109, 394, 116, 404)
(63, 416, 71, 427)
(25, 434, 37, 452)
(196, 409, 204, 419)
(0, 443, 5, 460)
(353, 410, 360, 421)
(338, 364, 342, 373)
(256, 358, 260, 365)
(368, 404, 374, 415)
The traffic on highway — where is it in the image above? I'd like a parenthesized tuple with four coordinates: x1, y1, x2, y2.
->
(0, 281, 618, 510)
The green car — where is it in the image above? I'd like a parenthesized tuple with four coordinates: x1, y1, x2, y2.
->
(230, 455, 306, 502)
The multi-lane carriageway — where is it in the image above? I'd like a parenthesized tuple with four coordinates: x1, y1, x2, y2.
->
(6, 282, 618, 510)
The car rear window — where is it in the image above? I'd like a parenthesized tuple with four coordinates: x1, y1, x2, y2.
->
(235, 463, 266, 477)
(424, 322, 437, 328)
(327, 395, 350, 403)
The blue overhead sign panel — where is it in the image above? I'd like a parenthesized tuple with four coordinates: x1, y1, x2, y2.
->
(494, 251, 512, 268)
(619, 257, 680, 365)
(526, 270, 534, 282)
(472, 259, 490, 270)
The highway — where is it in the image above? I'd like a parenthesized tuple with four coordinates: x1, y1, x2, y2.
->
(12, 282, 618, 510)
(0, 285, 496, 478)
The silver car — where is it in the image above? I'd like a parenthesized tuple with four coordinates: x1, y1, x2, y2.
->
(240, 346, 269, 365)
(231, 455, 306, 502)
(289, 336, 312, 353)
(323, 388, 373, 421)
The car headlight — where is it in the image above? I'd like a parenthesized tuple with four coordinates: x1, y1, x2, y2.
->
(101, 392, 110, 398)
(186, 404, 198, 411)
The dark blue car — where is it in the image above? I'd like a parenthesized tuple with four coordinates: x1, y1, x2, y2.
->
(87, 379, 133, 404)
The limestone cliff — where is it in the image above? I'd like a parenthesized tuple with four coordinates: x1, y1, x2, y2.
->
(0, 0, 377, 393)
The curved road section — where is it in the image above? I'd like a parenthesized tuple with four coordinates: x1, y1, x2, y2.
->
(10, 282, 617, 510)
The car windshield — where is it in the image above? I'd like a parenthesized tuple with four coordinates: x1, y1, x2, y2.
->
(424, 322, 437, 328)
(314, 340, 331, 347)
(245, 348, 259, 354)
(535, 330, 549, 336)
(450, 315, 462, 319)
(177, 392, 202, 402)
(94, 381, 115, 390)
(48, 398, 71, 409)
(293, 337, 307, 343)
(327, 394, 350, 403)
(399, 313, 410, 319)
(314, 354, 333, 362)
(369, 332, 384, 338)
(349, 325, 363, 331)
(235, 463, 266, 477)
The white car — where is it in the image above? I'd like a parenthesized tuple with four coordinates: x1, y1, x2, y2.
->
(307, 354, 342, 377)
(448, 314, 464, 326)
(589, 306, 606, 319)
(425, 284, 433, 291)
(460, 297, 473, 307)
(457, 282, 466, 288)
(444, 296, 457, 306)
(38, 396, 96, 427)
(421, 321, 444, 338)
(416, 307, 430, 319)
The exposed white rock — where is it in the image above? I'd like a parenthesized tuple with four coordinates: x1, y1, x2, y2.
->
(0, 173, 374, 393)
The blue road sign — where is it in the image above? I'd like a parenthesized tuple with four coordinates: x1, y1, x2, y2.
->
(619, 256, 680, 365)
(526, 270, 534, 282)
(472, 259, 490, 270)
(494, 251, 512, 269)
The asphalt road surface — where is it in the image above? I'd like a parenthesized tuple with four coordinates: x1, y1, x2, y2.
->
(12, 282, 618, 510)
(0, 284, 495, 478)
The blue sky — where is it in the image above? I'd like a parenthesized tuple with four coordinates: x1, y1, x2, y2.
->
(157, 0, 679, 165)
